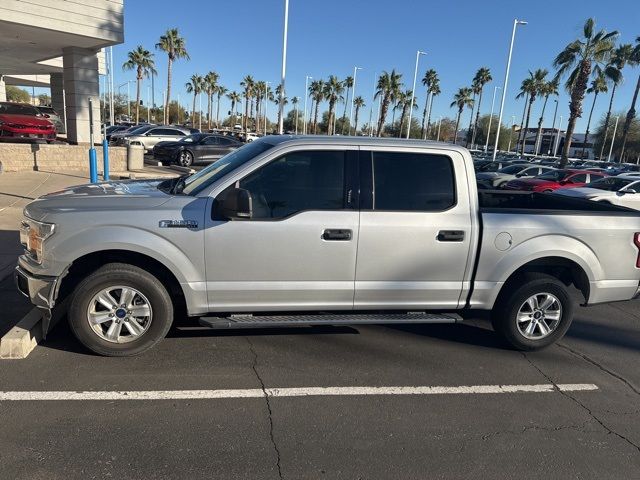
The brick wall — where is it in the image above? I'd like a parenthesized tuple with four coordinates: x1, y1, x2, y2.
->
(0, 144, 128, 173)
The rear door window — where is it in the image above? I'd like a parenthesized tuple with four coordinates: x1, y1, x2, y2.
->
(371, 151, 456, 211)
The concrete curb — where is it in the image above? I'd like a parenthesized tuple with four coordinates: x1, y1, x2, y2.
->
(0, 308, 43, 359)
(169, 165, 196, 175)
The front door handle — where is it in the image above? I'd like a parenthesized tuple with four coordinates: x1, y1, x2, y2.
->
(322, 229, 352, 241)
(437, 230, 465, 242)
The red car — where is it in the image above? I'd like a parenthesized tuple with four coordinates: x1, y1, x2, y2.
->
(0, 102, 57, 142)
(504, 169, 607, 192)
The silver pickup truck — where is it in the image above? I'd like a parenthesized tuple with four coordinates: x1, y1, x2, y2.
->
(15, 137, 640, 356)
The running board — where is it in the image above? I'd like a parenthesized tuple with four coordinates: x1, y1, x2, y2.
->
(198, 312, 462, 329)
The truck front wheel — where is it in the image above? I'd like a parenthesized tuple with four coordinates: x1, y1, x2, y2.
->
(68, 263, 174, 356)
(492, 273, 574, 350)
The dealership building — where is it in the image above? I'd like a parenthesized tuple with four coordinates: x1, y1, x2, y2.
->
(0, 0, 124, 144)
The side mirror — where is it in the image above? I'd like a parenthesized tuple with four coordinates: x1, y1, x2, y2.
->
(221, 187, 252, 220)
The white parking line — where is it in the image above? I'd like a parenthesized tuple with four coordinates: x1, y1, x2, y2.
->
(0, 383, 598, 401)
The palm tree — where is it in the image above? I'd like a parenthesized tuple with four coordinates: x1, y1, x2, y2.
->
(274, 84, 288, 130)
(397, 90, 415, 138)
(185, 74, 204, 127)
(516, 69, 548, 155)
(204, 71, 219, 130)
(156, 28, 190, 124)
(353, 96, 365, 134)
(227, 91, 241, 127)
(533, 78, 559, 155)
(375, 70, 403, 136)
(582, 72, 608, 158)
(215, 85, 228, 128)
(599, 44, 634, 159)
(309, 79, 325, 134)
(425, 79, 441, 139)
(291, 96, 300, 134)
(122, 45, 156, 125)
(324, 76, 345, 135)
(240, 75, 255, 132)
(254, 81, 266, 131)
(620, 37, 640, 160)
(341, 76, 354, 134)
(450, 87, 474, 144)
(421, 69, 439, 139)
(553, 18, 618, 166)
(470, 67, 492, 147)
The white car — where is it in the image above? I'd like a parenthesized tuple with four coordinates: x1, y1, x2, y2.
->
(476, 164, 556, 189)
(553, 175, 640, 209)
(245, 132, 259, 143)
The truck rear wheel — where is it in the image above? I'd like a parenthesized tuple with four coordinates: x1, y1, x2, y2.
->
(491, 273, 574, 350)
(68, 263, 174, 356)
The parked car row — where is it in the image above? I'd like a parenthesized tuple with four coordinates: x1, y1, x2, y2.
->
(108, 124, 198, 151)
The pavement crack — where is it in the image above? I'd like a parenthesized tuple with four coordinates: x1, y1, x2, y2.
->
(522, 352, 640, 454)
(481, 421, 591, 441)
(558, 342, 640, 396)
(246, 337, 283, 480)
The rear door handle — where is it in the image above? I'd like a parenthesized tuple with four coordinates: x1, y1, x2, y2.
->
(322, 229, 352, 241)
(437, 230, 465, 242)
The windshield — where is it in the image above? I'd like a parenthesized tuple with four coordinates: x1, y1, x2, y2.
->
(182, 140, 273, 195)
(0, 102, 40, 116)
(498, 165, 526, 174)
(126, 125, 154, 135)
(536, 170, 570, 181)
(587, 177, 635, 191)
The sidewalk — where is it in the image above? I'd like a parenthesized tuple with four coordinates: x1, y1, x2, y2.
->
(0, 169, 178, 336)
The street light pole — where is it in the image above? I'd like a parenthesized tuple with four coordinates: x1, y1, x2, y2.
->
(407, 50, 426, 138)
(303, 75, 311, 135)
(554, 115, 563, 157)
(348, 67, 363, 136)
(484, 86, 501, 152)
(278, 0, 289, 135)
(492, 18, 527, 160)
(547, 99, 559, 155)
(608, 116, 619, 162)
(264, 81, 271, 136)
(109, 46, 114, 126)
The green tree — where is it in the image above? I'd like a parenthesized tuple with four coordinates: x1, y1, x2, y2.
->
(240, 75, 255, 132)
(309, 79, 325, 134)
(553, 18, 617, 166)
(470, 67, 492, 147)
(396, 90, 416, 138)
(122, 45, 156, 125)
(37, 93, 51, 106)
(156, 28, 190, 124)
(375, 70, 403, 136)
(599, 43, 634, 159)
(516, 69, 548, 155)
(204, 71, 219, 130)
(215, 85, 228, 128)
(450, 87, 474, 144)
(421, 69, 439, 139)
(620, 36, 640, 160)
(6, 86, 30, 103)
(340, 76, 354, 134)
(185, 73, 204, 127)
(290, 96, 300, 133)
(582, 73, 608, 158)
(353, 96, 365, 134)
(323, 76, 345, 135)
(533, 79, 559, 155)
(226, 91, 241, 127)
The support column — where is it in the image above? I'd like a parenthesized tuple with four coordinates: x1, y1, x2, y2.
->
(50, 73, 66, 134)
(0, 76, 6, 102)
(62, 47, 100, 145)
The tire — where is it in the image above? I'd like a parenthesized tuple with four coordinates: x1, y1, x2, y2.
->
(178, 150, 194, 167)
(68, 263, 174, 356)
(491, 273, 574, 351)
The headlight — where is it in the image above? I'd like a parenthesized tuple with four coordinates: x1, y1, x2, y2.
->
(20, 217, 55, 264)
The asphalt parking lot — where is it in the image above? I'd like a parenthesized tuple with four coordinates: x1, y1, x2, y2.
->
(1, 297, 639, 479)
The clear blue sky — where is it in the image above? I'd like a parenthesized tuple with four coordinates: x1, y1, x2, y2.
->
(108, 0, 639, 131)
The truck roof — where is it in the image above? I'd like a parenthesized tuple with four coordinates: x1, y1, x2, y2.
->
(262, 135, 470, 155)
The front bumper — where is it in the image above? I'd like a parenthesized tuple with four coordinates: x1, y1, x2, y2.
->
(15, 265, 59, 311)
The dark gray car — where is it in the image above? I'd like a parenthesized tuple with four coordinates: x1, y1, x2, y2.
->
(152, 134, 243, 166)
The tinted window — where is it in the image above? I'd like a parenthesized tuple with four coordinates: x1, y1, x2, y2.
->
(537, 170, 570, 181)
(588, 177, 633, 191)
(150, 128, 185, 136)
(219, 137, 236, 146)
(499, 165, 526, 174)
(238, 151, 345, 219)
(570, 174, 587, 183)
(202, 136, 220, 145)
(0, 103, 40, 116)
(372, 152, 455, 211)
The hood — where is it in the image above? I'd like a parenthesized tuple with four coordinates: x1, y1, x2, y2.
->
(0, 113, 53, 127)
(24, 179, 174, 221)
(154, 140, 183, 149)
